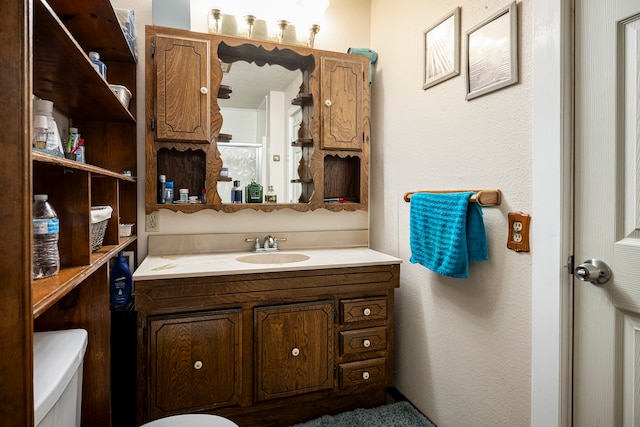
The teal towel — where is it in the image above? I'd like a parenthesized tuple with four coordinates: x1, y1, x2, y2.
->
(409, 192, 488, 278)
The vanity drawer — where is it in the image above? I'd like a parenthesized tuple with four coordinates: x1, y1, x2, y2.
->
(339, 358, 386, 387)
(339, 327, 387, 356)
(340, 297, 387, 324)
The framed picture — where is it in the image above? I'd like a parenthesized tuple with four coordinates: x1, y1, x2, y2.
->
(465, 2, 518, 100)
(423, 7, 461, 90)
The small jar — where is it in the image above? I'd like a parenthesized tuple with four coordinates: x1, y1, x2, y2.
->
(179, 189, 189, 203)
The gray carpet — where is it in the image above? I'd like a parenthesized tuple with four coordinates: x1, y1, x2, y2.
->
(291, 401, 436, 427)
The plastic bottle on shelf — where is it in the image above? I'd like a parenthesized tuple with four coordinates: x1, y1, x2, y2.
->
(265, 185, 277, 203)
(158, 174, 166, 204)
(231, 180, 242, 203)
(164, 181, 174, 203)
(32, 194, 60, 279)
(110, 251, 132, 308)
(34, 99, 64, 156)
(88, 51, 107, 80)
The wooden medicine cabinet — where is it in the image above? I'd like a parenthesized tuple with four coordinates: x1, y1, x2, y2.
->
(145, 25, 370, 213)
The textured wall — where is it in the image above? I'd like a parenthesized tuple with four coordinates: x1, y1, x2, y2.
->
(368, 1, 533, 426)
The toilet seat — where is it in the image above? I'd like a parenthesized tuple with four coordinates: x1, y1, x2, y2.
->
(140, 414, 239, 427)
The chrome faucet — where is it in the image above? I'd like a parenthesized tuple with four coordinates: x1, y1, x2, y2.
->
(263, 235, 275, 250)
(245, 235, 286, 252)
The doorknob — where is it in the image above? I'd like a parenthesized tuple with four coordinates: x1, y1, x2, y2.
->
(574, 259, 612, 285)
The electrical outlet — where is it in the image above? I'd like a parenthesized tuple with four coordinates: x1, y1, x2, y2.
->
(507, 212, 530, 252)
(146, 212, 159, 232)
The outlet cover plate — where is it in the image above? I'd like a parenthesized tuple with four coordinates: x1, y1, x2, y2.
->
(507, 211, 530, 252)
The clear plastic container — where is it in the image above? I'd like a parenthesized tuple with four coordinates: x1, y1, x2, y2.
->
(33, 194, 60, 279)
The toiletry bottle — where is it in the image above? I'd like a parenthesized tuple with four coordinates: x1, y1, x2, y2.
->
(245, 179, 263, 203)
(88, 51, 107, 80)
(164, 181, 174, 203)
(110, 251, 132, 308)
(265, 185, 277, 203)
(34, 99, 64, 156)
(231, 180, 242, 203)
(33, 115, 48, 149)
(158, 174, 166, 204)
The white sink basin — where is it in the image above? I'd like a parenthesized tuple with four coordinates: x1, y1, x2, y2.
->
(236, 252, 310, 264)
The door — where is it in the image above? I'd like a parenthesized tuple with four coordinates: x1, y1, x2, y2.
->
(573, 0, 640, 425)
(155, 34, 210, 143)
(148, 310, 242, 420)
(254, 301, 334, 401)
(320, 57, 365, 151)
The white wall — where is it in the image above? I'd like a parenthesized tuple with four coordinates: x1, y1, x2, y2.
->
(369, 1, 533, 426)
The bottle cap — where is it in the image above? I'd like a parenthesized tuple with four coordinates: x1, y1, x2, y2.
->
(89, 51, 100, 61)
(69, 127, 78, 133)
(34, 115, 48, 129)
(159, 174, 166, 182)
(234, 180, 240, 186)
(34, 194, 48, 201)
(166, 181, 174, 188)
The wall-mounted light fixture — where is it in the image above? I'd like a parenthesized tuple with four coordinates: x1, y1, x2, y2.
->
(207, 0, 329, 47)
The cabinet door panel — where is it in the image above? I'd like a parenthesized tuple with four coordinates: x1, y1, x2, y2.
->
(149, 310, 241, 418)
(255, 302, 333, 401)
(321, 57, 365, 151)
(155, 35, 210, 142)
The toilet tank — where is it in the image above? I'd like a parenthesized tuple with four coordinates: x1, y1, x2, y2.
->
(33, 329, 88, 427)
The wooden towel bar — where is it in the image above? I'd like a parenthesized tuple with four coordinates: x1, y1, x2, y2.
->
(403, 189, 502, 206)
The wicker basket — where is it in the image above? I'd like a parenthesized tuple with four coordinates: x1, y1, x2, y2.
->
(91, 206, 113, 251)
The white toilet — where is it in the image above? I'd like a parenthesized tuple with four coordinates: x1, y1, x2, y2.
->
(33, 329, 88, 427)
(140, 414, 239, 427)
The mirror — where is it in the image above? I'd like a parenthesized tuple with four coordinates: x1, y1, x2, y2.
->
(216, 42, 315, 204)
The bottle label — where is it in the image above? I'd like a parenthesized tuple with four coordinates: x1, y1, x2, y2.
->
(33, 218, 59, 235)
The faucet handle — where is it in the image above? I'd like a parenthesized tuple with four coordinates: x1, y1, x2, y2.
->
(245, 237, 261, 250)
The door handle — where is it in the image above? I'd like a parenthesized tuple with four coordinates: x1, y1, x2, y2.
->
(574, 259, 612, 285)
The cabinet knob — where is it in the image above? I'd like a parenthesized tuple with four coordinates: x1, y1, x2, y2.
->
(363, 339, 371, 348)
(194, 360, 203, 370)
(291, 347, 300, 357)
(200, 87, 208, 94)
(324, 99, 332, 107)
(363, 308, 371, 316)
(362, 371, 370, 380)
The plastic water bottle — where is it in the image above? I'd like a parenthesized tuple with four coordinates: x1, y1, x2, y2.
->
(32, 194, 60, 279)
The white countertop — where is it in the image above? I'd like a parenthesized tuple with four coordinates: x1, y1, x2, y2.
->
(132, 247, 402, 281)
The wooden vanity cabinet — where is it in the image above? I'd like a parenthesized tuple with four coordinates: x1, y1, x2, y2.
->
(136, 264, 399, 426)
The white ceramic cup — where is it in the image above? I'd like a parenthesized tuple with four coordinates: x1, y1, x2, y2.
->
(220, 14, 238, 36)
(251, 19, 269, 40)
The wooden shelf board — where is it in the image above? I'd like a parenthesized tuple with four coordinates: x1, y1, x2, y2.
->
(32, 235, 137, 318)
(45, 0, 136, 63)
(33, 150, 136, 182)
(34, 0, 135, 123)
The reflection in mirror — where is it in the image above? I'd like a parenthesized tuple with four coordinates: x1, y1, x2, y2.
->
(218, 60, 304, 203)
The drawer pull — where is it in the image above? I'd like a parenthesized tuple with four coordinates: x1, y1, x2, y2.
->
(325, 99, 332, 107)
(194, 360, 203, 370)
(200, 87, 208, 94)
(363, 308, 371, 316)
(291, 347, 300, 357)
(362, 371, 370, 380)
(363, 339, 371, 348)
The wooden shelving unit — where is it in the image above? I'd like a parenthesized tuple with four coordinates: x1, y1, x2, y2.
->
(24, 0, 140, 426)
